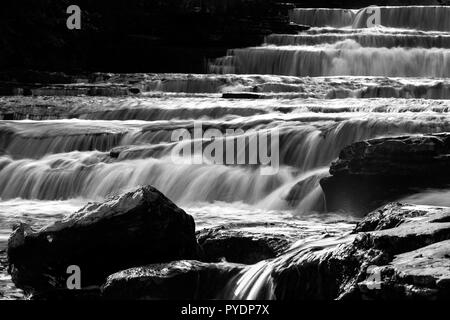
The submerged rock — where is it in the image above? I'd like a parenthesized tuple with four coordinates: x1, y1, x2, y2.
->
(102, 260, 244, 300)
(320, 133, 450, 214)
(7, 185, 200, 294)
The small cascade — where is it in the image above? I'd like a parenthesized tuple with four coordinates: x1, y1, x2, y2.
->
(290, 8, 357, 28)
(220, 234, 354, 299)
(291, 6, 450, 31)
(353, 6, 450, 31)
(1, 112, 450, 210)
(217, 40, 450, 77)
(0, 121, 133, 159)
(0, 154, 294, 203)
(265, 31, 450, 48)
(211, 6, 450, 78)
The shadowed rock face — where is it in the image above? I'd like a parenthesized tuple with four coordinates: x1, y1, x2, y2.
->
(0, 0, 298, 74)
(320, 133, 450, 214)
(102, 260, 245, 300)
(6, 185, 200, 295)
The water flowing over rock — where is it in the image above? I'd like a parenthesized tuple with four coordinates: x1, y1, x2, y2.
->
(321, 133, 450, 214)
(290, 8, 357, 28)
(265, 30, 450, 48)
(353, 6, 450, 31)
(211, 6, 450, 77)
(222, 203, 450, 300)
(290, 6, 450, 31)
(2, 3, 450, 301)
(196, 223, 305, 264)
(213, 42, 450, 77)
(6, 185, 200, 295)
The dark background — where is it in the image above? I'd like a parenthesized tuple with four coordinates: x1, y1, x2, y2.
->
(0, 0, 448, 74)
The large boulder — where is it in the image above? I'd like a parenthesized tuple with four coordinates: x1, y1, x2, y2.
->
(320, 133, 450, 214)
(7, 185, 200, 294)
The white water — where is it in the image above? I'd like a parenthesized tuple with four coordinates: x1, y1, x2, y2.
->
(352, 6, 450, 31)
(211, 6, 450, 77)
(290, 8, 357, 28)
(212, 40, 450, 77)
(1, 5, 450, 300)
(291, 6, 450, 31)
(207, 5, 450, 300)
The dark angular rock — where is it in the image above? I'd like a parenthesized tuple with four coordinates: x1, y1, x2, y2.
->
(196, 222, 304, 264)
(222, 92, 262, 99)
(320, 133, 450, 214)
(7, 185, 200, 295)
(102, 260, 244, 300)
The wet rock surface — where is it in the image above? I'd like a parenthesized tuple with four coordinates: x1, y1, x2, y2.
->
(196, 222, 304, 264)
(4, 192, 450, 300)
(321, 133, 450, 214)
(79, 202, 450, 300)
(271, 203, 450, 300)
(102, 260, 244, 300)
(6, 185, 200, 295)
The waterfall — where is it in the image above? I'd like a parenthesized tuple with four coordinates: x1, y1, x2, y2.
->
(220, 234, 354, 299)
(291, 6, 450, 31)
(1, 112, 450, 206)
(353, 6, 450, 31)
(211, 6, 450, 78)
(265, 31, 450, 48)
(2, 5, 450, 300)
(215, 40, 450, 77)
(290, 8, 357, 28)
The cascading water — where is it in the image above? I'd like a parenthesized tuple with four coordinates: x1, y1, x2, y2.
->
(210, 6, 450, 77)
(212, 40, 450, 77)
(352, 6, 450, 31)
(289, 8, 357, 28)
(1, 5, 450, 300)
(265, 31, 450, 48)
(205, 5, 450, 299)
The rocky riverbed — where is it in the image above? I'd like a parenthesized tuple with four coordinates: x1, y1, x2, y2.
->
(2, 3, 450, 300)
(4, 183, 449, 300)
